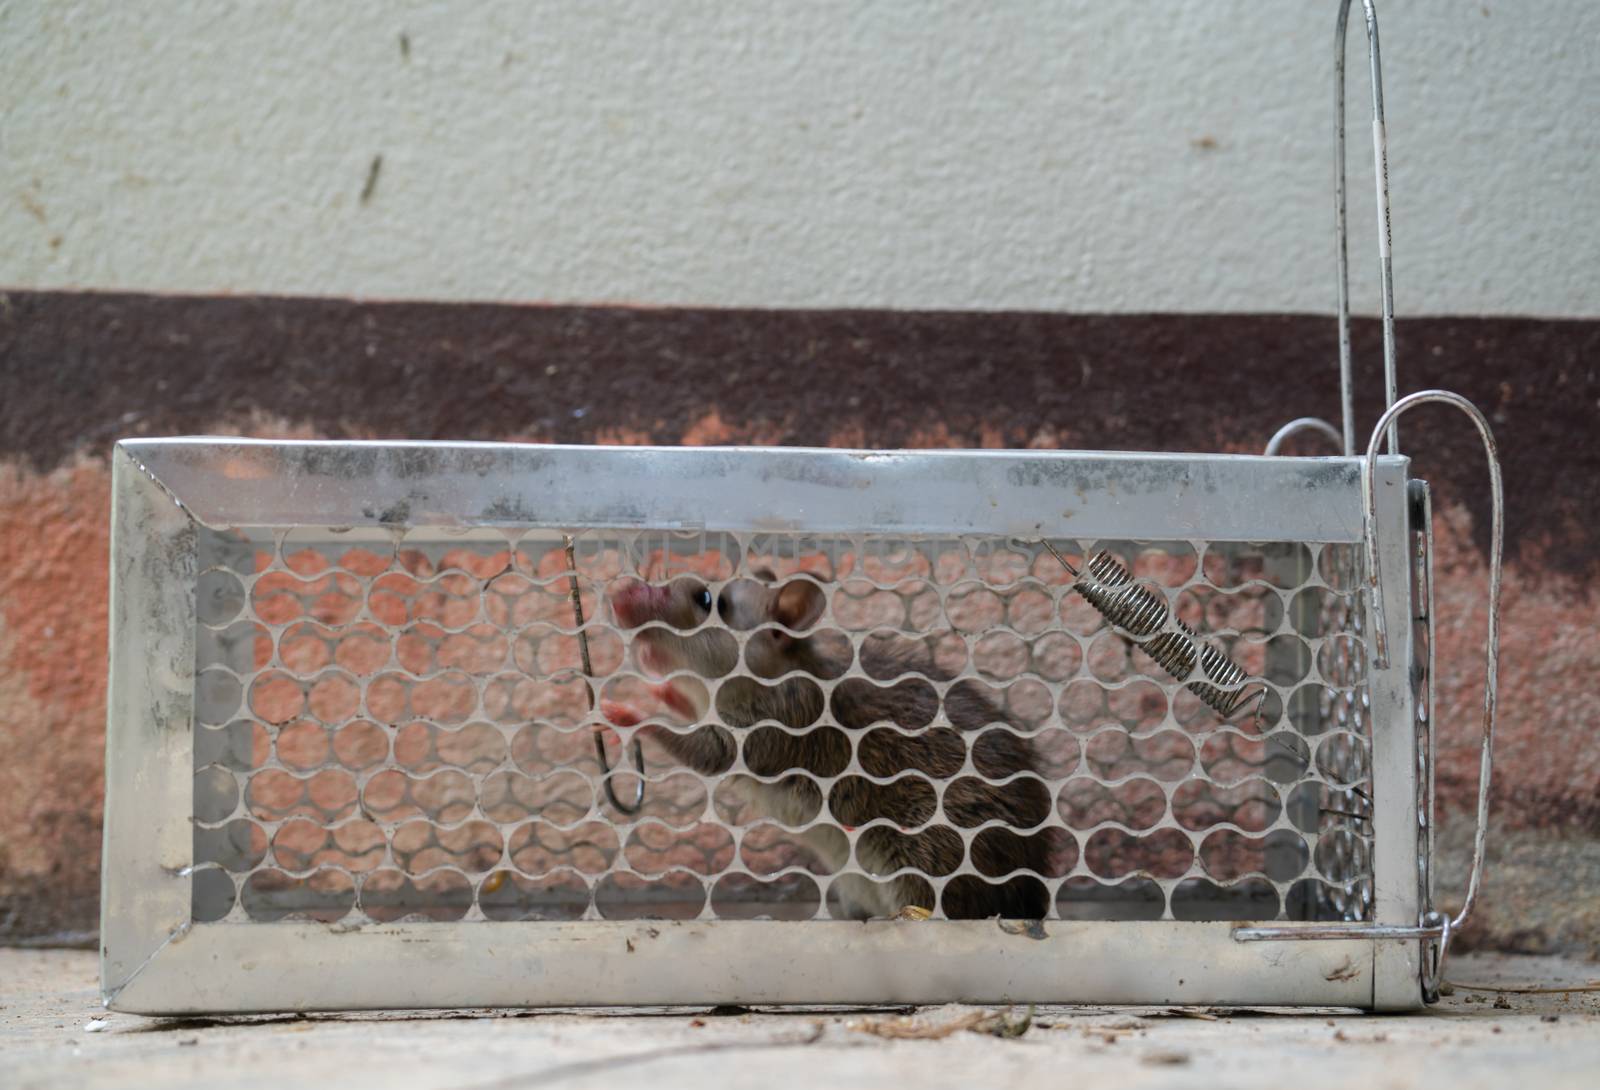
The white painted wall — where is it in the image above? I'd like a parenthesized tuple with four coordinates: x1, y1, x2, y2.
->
(3, 2, 1596, 316)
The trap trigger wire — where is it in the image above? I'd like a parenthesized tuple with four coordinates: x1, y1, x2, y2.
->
(565, 535, 646, 814)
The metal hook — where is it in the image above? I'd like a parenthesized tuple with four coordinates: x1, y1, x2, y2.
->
(593, 732, 646, 815)
(564, 535, 645, 814)
(1420, 909, 1451, 1004)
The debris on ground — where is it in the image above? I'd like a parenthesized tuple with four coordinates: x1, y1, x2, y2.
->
(1448, 980, 1600, 995)
(1140, 1007, 1222, 1022)
(852, 1005, 1033, 1040)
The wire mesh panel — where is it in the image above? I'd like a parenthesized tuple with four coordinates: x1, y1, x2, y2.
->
(103, 441, 1422, 1012)
(189, 529, 1376, 929)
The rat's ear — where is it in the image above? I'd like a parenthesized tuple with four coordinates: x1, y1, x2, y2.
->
(774, 579, 826, 632)
(751, 567, 778, 583)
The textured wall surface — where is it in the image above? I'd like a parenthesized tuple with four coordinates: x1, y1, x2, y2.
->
(3, 1, 1598, 315)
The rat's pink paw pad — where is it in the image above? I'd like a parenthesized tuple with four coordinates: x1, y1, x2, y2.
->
(600, 699, 644, 728)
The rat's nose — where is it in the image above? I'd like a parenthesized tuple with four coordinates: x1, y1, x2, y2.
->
(609, 580, 662, 628)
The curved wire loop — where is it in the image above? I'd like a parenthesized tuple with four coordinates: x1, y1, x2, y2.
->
(1362, 389, 1502, 995)
(1335, 0, 1397, 455)
(1263, 416, 1344, 456)
(593, 730, 646, 815)
(564, 536, 645, 814)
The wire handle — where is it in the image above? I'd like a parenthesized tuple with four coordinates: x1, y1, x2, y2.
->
(1335, 0, 1398, 455)
(1266, 1, 1395, 459)
(1363, 390, 1502, 943)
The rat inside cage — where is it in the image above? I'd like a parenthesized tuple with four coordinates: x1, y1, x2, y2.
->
(188, 527, 1377, 931)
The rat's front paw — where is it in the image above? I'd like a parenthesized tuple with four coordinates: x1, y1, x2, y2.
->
(600, 699, 645, 728)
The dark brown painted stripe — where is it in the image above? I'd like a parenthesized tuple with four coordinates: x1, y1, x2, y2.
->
(2, 290, 1596, 574)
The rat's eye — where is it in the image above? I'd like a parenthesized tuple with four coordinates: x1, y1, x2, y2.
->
(693, 588, 713, 612)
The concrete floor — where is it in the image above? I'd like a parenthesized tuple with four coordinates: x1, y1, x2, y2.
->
(2, 949, 1598, 1090)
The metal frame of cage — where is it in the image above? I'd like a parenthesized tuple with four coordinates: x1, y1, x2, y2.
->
(99, 1, 1502, 1014)
(106, 441, 1427, 1013)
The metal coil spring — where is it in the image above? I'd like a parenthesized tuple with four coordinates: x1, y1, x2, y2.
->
(1075, 550, 1266, 720)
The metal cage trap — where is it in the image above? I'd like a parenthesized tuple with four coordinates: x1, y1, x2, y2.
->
(101, 1, 1502, 1014)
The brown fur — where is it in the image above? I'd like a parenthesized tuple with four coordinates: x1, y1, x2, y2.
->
(607, 573, 1051, 919)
